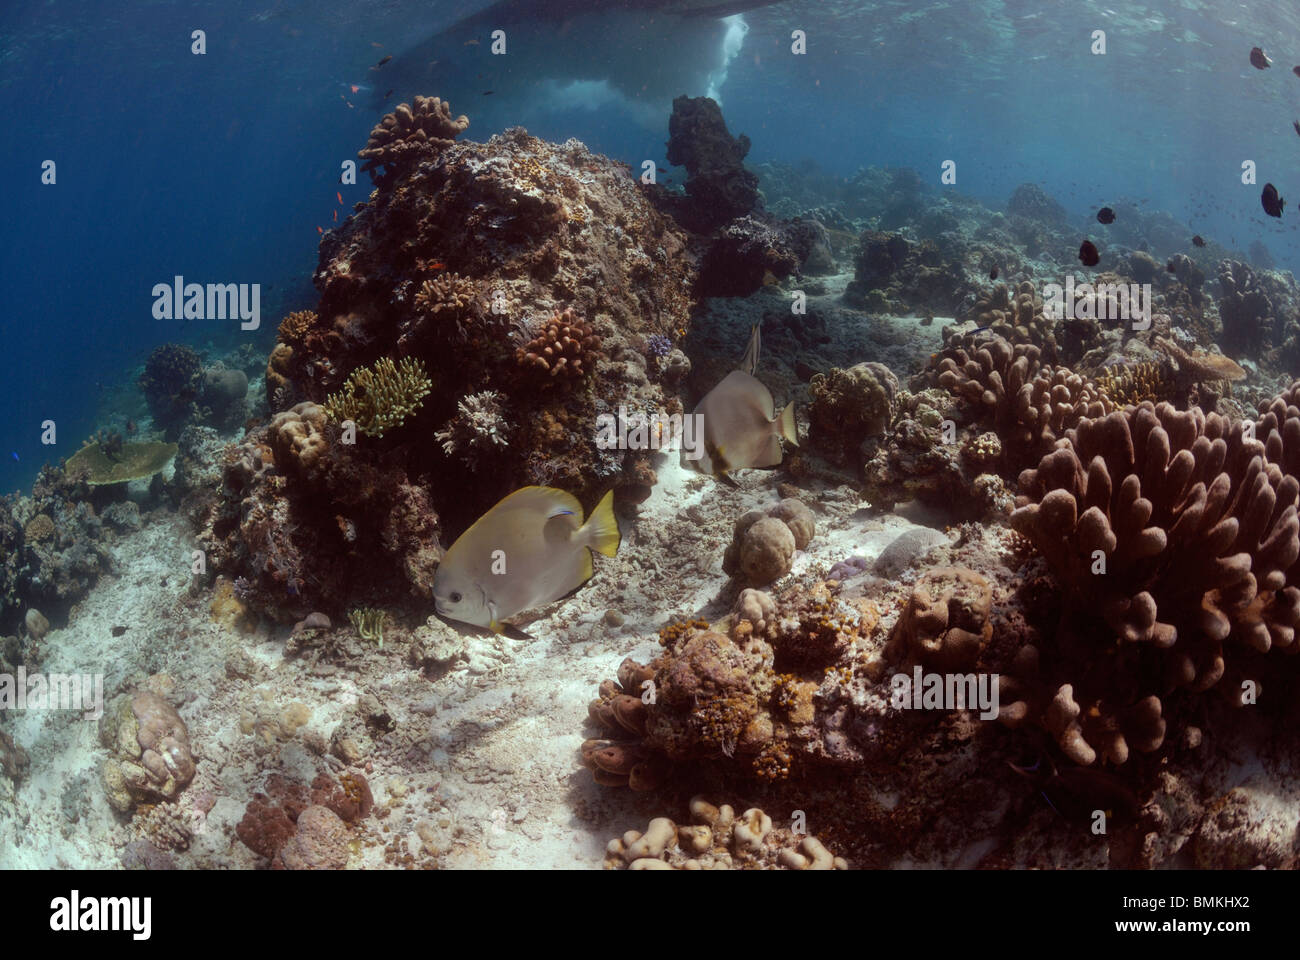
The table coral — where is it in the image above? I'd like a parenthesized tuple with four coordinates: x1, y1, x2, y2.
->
(64, 441, 178, 486)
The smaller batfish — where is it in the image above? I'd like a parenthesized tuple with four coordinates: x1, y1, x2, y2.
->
(433, 486, 620, 632)
(684, 325, 798, 479)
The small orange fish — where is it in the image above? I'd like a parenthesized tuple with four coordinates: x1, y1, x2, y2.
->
(332, 210, 337, 222)
(430, 261, 446, 270)
(337, 191, 343, 204)
(350, 84, 360, 93)
(371, 42, 383, 48)
(316, 226, 323, 234)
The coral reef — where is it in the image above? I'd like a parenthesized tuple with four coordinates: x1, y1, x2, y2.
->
(604, 797, 848, 870)
(358, 95, 469, 183)
(0, 463, 114, 633)
(323, 356, 432, 438)
(1006, 183, 1069, 224)
(583, 581, 878, 789)
(843, 231, 975, 315)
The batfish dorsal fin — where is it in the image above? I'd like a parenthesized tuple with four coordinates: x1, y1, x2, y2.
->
(739, 324, 760, 376)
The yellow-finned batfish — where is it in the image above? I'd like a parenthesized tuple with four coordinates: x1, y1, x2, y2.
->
(432, 486, 621, 632)
(684, 324, 798, 478)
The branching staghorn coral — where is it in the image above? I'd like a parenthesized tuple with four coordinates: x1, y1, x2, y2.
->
(434, 390, 511, 466)
(323, 356, 432, 438)
(277, 310, 319, 346)
(1095, 361, 1175, 407)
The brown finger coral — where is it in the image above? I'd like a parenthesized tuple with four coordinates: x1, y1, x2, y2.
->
(515, 307, 601, 383)
(358, 95, 469, 182)
(1010, 401, 1300, 762)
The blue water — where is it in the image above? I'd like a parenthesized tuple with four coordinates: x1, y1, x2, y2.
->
(4, 0, 1300, 492)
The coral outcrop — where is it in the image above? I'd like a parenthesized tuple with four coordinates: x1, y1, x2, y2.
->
(663, 95, 759, 232)
(1217, 260, 1273, 359)
(205, 110, 696, 618)
(139, 343, 203, 437)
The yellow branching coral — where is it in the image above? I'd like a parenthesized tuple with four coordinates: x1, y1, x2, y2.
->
(324, 356, 432, 438)
(348, 607, 389, 649)
(1095, 362, 1174, 407)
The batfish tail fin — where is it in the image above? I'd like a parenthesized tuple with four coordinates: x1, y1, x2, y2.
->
(739, 324, 761, 375)
(777, 402, 799, 446)
(583, 489, 622, 557)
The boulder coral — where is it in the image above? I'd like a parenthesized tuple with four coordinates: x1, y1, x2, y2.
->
(100, 690, 196, 813)
(807, 362, 899, 467)
(721, 499, 816, 587)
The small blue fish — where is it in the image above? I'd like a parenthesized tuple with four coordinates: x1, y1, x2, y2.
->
(10, 452, 17, 462)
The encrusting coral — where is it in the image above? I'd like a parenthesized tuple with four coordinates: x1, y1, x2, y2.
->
(323, 356, 432, 438)
(358, 95, 469, 182)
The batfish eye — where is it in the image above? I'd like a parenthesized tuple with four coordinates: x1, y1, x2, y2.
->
(450, 592, 462, 603)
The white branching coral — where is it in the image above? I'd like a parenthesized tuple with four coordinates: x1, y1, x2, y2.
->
(435, 391, 511, 465)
